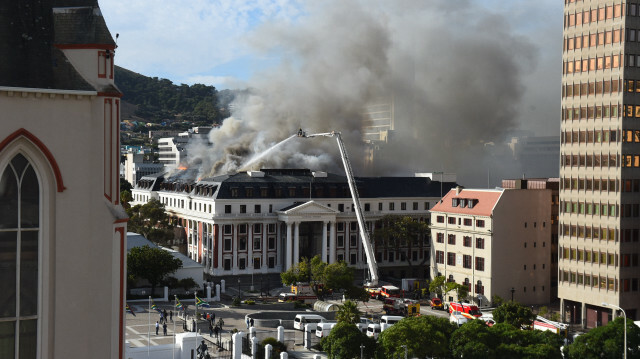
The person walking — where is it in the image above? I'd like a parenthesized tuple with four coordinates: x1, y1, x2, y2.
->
(210, 312, 215, 324)
(155, 321, 159, 335)
(217, 318, 224, 331)
(209, 322, 213, 337)
(169, 310, 173, 322)
(245, 317, 249, 329)
(163, 322, 167, 336)
(163, 309, 168, 321)
(250, 318, 254, 327)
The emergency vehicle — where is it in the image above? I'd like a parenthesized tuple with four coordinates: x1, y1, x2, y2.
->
(277, 283, 318, 304)
(446, 302, 482, 319)
(383, 298, 420, 317)
(533, 316, 568, 337)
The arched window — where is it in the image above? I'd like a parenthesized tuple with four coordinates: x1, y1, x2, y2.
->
(476, 280, 484, 295)
(0, 153, 39, 359)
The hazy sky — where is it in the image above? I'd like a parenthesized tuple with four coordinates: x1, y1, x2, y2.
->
(100, 0, 562, 137)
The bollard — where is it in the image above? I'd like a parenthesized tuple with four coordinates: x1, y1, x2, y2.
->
(280, 352, 288, 359)
(232, 331, 244, 359)
(221, 279, 226, 293)
(250, 327, 256, 338)
(265, 344, 272, 359)
(207, 285, 212, 301)
(215, 284, 221, 301)
(277, 326, 284, 343)
(251, 336, 259, 357)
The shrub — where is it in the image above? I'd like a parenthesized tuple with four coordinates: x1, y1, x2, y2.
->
(232, 297, 241, 307)
(245, 300, 255, 305)
(256, 337, 287, 359)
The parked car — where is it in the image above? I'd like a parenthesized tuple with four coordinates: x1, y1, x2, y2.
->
(315, 322, 338, 338)
(430, 298, 444, 310)
(294, 314, 326, 330)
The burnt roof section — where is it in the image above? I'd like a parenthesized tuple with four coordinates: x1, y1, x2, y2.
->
(53, 5, 115, 46)
(137, 169, 458, 200)
(0, 0, 107, 90)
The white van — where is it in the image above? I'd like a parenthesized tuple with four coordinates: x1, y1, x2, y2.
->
(293, 314, 326, 330)
(356, 317, 373, 333)
(315, 322, 338, 338)
(380, 315, 403, 325)
(366, 323, 381, 339)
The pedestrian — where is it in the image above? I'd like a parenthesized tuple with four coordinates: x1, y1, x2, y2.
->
(217, 318, 224, 331)
(192, 319, 196, 332)
(209, 322, 213, 337)
(210, 312, 215, 324)
(213, 325, 219, 339)
(159, 313, 164, 324)
(163, 322, 167, 336)
(163, 309, 168, 320)
(245, 317, 249, 329)
(155, 321, 159, 335)
(250, 318, 254, 327)
(169, 310, 173, 322)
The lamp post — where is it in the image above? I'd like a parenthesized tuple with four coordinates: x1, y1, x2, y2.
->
(602, 302, 627, 359)
(510, 287, 515, 302)
(360, 344, 365, 359)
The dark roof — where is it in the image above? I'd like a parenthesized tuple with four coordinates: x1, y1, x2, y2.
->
(138, 169, 458, 200)
(53, 5, 115, 46)
(0, 0, 111, 90)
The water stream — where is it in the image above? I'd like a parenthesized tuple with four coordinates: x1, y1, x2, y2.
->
(239, 134, 297, 171)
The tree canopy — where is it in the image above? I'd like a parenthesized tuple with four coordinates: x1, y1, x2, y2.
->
(280, 255, 355, 294)
(336, 300, 361, 325)
(321, 322, 376, 359)
(563, 317, 640, 359)
(126, 199, 174, 244)
(492, 301, 536, 328)
(378, 316, 456, 359)
(128, 245, 182, 295)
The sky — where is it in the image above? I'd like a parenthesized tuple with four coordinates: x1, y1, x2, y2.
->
(100, 0, 564, 185)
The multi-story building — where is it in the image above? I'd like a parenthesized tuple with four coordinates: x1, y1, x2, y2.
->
(157, 127, 212, 167)
(131, 169, 457, 280)
(560, 0, 640, 327)
(430, 185, 553, 306)
(507, 135, 561, 178)
(0, 1, 126, 357)
(122, 150, 164, 185)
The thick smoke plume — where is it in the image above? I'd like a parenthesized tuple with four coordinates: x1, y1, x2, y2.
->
(184, 0, 539, 186)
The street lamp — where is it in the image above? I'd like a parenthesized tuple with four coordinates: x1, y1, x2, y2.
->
(602, 302, 627, 359)
(510, 287, 515, 302)
(360, 344, 365, 359)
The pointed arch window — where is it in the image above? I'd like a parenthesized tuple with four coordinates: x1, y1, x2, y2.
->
(0, 153, 39, 359)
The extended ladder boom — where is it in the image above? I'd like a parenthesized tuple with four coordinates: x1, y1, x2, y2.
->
(299, 130, 379, 286)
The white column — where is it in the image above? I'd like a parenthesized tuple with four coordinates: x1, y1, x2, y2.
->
(248, 223, 254, 273)
(286, 222, 292, 271)
(217, 224, 223, 275)
(329, 221, 336, 263)
(232, 223, 238, 274)
(293, 221, 300, 265)
(262, 224, 268, 273)
(321, 221, 328, 262)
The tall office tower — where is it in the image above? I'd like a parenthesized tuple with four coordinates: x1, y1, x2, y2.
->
(560, 1, 640, 328)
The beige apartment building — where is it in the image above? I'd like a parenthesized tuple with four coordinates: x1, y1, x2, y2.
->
(560, 0, 640, 327)
(430, 186, 553, 307)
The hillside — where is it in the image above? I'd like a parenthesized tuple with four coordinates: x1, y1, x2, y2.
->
(114, 66, 235, 128)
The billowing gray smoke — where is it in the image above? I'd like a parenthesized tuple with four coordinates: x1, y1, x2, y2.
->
(184, 0, 540, 186)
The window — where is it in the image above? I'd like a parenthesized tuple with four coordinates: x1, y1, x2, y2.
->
(378, 203, 383, 211)
(337, 235, 344, 248)
(238, 224, 247, 234)
(223, 224, 232, 235)
(463, 218, 472, 226)
(364, 203, 370, 212)
(338, 204, 344, 212)
(337, 222, 344, 231)
(350, 234, 357, 247)
(475, 257, 485, 271)
(475, 281, 484, 295)
(225, 205, 231, 213)
(254, 204, 261, 213)
(447, 234, 456, 245)
(0, 154, 40, 358)
(253, 224, 261, 234)
(435, 251, 444, 264)
(350, 253, 357, 265)
(437, 216, 444, 223)
(253, 238, 261, 250)
(389, 202, 395, 211)
(268, 256, 275, 268)
(463, 236, 471, 247)
(448, 217, 456, 224)
(401, 202, 406, 210)
(268, 237, 276, 250)
(240, 205, 246, 213)
(447, 252, 456, 266)
(476, 237, 485, 249)
(436, 233, 444, 243)
(223, 258, 231, 270)
(463, 255, 472, 269)
(413, 202, 418, 210)
(268, 223, 276, 233)
(238, 237, 247, 251)
(239, 258, 246, 270)
(476, 219, 485, 227)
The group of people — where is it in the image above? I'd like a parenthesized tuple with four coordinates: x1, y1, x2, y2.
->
(245, 316, 255, 329)
(155, 320, 168, 335)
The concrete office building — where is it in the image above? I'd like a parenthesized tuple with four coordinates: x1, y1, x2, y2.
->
(560, 0, 640, 327)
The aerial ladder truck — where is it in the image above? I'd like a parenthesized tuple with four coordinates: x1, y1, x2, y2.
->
(297, 129, 379, 287)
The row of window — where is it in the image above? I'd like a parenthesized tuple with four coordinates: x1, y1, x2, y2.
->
(562, 201, 619, 217)
(221, 256, 277, 271)
(560, 224, 617, 241)
(564, 4, 623, 28)
(451, 198, 477, 209)
(434, 251, 485, 271)
(560, 78, 622, 98)
(435, 215, 485, 227)
(562, 54, 622, 74)
(561, 153, 619, 168)
(222, 223, 278, 235)
(435, 233, 486, 249)
(561, 247, 640, 267)
(563, 28, 623, 51)
(559, 270, 620, 292)
(439, 275, 485, 296)
(560, 104, 620, 121)
(222, 236, 277, 252)
(561, 178, 640, 193)
(561, 129, 617, 144)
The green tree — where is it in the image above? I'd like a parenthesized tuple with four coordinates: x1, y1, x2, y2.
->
(373, 215, 429, 273)
(336, 300, 361, 325)
(429, 275, 447, 298)
(280, 257, 311, 286)
(120, 190, 133, 209)
(126, 199, 174, 244)
(120, 177, 133, 192)
(128, 245, 182, 295)
(492, 301, 536, 328)
(322, 322, 376, 359)
(344, 285, 370, 303)
(321, 260, 355, 292)
(563, 316, 640, 359)
(446, 282, 469, 302)
(450, 320, 496, 358)
(378, 316, 456, 359)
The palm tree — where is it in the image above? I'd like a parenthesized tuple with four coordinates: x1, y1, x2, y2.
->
(336, 300, 361, 325)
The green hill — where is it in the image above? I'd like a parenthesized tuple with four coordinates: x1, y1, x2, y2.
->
(114, 66, 235, 127)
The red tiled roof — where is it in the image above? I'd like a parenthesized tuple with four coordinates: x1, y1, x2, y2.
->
(430, 188, 503, 217)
